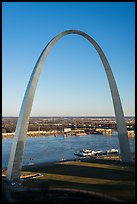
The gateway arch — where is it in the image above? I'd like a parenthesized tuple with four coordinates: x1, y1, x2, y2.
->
(6, 30, 132, 181)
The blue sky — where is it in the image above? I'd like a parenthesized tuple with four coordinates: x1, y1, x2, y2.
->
(2, 2, 135, 117)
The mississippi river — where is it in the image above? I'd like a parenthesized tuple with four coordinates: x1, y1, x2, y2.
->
(2, 133, 135, 168)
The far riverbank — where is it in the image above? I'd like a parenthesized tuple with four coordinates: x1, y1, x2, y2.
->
(2, 130, 135, 139)
(2, 131, 63, 139)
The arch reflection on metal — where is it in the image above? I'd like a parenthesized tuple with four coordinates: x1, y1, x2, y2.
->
(6, 30, 132, 181)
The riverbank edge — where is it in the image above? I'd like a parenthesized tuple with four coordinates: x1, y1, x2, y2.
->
(2, 131, 135, 139)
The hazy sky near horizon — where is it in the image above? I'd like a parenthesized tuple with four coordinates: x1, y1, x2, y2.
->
(2, 2, 135, 117)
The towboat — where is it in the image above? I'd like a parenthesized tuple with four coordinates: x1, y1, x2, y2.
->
(74, 151, 92, 157)
(82, 149, 92, 153)
(74, 149, 103, 157)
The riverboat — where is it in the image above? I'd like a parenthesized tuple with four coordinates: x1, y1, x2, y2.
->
(74, 148, 119, 157)
(74, 149, 103, 157)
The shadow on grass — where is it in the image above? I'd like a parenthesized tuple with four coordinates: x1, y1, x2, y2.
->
(22, 162, 135, 181)
(21, 161, 135, 202)
(22, 177, 135, 202)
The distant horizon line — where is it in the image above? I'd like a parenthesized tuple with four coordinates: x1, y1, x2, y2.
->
(2, 115, 135, 118)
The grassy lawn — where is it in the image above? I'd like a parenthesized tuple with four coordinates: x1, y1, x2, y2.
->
(22, 160, 135, 202)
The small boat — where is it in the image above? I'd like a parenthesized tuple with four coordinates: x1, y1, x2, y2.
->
(106, 148, 119, 154)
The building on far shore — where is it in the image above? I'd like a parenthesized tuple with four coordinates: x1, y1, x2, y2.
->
(95, 128, 112, 135)
(63, 128, 86, 136)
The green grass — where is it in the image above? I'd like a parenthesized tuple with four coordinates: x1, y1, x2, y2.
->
(22, 160, 135, 202)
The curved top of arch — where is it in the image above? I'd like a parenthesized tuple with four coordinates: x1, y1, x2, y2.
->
(21, 29, 126, 136)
